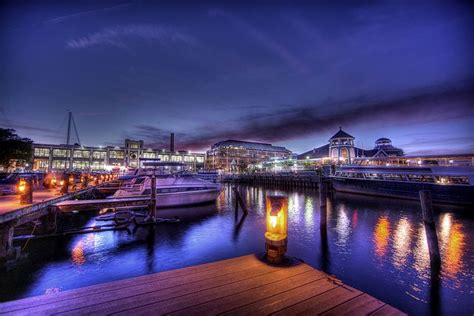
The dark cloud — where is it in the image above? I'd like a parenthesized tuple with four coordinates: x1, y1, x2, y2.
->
(127, 80, 474, 152)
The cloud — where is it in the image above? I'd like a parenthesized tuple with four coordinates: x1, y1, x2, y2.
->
(44, 3, 131, 25)
(126, 80, 474, 152)
(67, 24, 197, 49)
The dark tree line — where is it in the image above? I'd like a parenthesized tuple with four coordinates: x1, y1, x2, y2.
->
(0, 128, 33, 168)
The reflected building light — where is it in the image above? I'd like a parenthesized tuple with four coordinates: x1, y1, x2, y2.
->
(304, 197, 313, 229)
(335, 207, 351, 249)
(71, 240, 86, 266)
(374, 215, 390, 258)
(442, 223, 465, 278)
(392, 217, 411, 269)
(439, 213, 452, 245)
(413, 225, 429, 275)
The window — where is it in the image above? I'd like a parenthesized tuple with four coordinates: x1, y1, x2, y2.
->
(52, 160, 69, 169)
(73, 161, 90, 170)
(53, 149, 69, 157)
(171, 155, 182, 162)
(142, 152, 156, 159)
(109, 150, 124, 159)
(92, 151, 106, 160)
(129, 143, 139, 149)
(196, 157, 204, 163)
(73, 150, 90, 158)
(34, 147, 50, 157)
(91, 161, 105, 170)
(184, 156, 194, 162)
(34, 159, 49, 169)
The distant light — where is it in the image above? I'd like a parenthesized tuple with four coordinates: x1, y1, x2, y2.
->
(417, 160, 422, 165)
(449, 160, 454, 164)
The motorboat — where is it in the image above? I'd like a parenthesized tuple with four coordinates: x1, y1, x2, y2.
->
(109, 174, 222, 208)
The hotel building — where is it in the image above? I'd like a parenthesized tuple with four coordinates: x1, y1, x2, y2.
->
(32, 139, 205, 172)
(206, 140, 291, 172)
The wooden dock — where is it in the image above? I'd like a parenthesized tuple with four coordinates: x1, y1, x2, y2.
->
(0, 254, 405, 315)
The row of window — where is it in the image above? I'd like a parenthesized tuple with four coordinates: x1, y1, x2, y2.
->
(34, 148, 203, 162)
(335, 172, 469, 184)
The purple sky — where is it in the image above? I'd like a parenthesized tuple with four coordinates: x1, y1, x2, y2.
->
(1, 0, 473, 154)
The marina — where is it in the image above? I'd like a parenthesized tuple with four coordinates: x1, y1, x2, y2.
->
(1, 1, 473, 314)
(0, 184, 472, 315)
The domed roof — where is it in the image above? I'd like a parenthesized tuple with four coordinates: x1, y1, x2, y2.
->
(376, 137, 391, 143)
(329, 127, 354, 140)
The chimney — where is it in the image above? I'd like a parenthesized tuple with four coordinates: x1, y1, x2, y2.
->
(170, 133, 175, 152)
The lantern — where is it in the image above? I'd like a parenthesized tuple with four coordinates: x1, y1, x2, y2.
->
(18, 178, 26, 193)
(19, 177, 33, 204)
(265, 195, 288, 264)
(59, 180, 64, 186)
(51, 177, 57, 187)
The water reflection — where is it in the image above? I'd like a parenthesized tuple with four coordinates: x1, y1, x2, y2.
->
(392, 217, 412, 269)
(374, 215, 390, 258)
(335, 206, 351, 251)
(1, 185, 472, 315)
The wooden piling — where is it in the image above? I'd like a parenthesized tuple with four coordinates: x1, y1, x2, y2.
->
(419, 190, 441, 268)
(150, 175, 157, 219)
(232, 187, 249, 215)
(319, 179, 328, 231)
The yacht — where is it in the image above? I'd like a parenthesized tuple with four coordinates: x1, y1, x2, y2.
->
(110, 174, 222, 208)
(331, 165, 474, 205)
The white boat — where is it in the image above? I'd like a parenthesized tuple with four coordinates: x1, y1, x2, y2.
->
(109, 175, 222, 208)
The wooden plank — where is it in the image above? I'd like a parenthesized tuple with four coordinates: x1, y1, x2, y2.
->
(52, 261, 284, 315)
(370, 304, 407, 316)
(172, 270, 334, 315)
(219, 276, 337, 316)
(273, 285, 363, 316)
(0, 255, 405, 316)
(0, 254, 259, 313)
(322, 293, 385, 316)
(112, 263, 313, 316)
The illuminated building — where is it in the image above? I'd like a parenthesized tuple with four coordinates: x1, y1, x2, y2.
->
(32, 138, 205, 172)
(297, 127, 404, 164)
(206, 140, 291, 172)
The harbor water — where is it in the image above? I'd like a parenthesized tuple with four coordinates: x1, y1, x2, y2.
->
(1, 185, 473, 315)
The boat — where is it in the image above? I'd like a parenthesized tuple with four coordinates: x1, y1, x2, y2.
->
(331, 165, 474, 206)
(110, 174, 222, 208)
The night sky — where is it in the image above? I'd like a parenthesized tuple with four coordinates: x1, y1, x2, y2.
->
(1, 0, 473, 154)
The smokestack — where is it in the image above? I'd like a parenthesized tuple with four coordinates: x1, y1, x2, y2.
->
(170, 133, 175, 152)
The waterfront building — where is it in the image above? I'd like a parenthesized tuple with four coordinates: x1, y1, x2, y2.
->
(32, 139, 205, 172)
(206, 140, 291, 172)
(297, 128, 404, 164)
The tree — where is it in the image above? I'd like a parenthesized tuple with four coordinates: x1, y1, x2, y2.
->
(0, 128, 33, 168)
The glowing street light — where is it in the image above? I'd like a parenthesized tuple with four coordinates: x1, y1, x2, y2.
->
(265, 195, 288, 264)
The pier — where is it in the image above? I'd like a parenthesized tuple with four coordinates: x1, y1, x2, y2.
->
(222, 172, 322, 189)
(0, 254, 404, 315)
(0, 183, 116, 265)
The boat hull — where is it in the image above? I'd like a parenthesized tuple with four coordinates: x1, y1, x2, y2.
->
(109, 188, 222, 208)
(331, 177, 474, 206)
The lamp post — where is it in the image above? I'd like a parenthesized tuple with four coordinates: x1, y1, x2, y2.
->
(265, 195, 288, 264)
(19, 177, 33, 204)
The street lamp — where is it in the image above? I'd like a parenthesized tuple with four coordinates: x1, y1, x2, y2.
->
(265, 195, 288, 264)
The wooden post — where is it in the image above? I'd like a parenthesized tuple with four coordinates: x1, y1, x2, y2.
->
(150, 174, 157, 219)
(232, 187, 249, 215)
(319, 178, 328, 231)
(0, 224, 17, 264)
(419, 190, 441, 268)
(61, 173, 69, 194)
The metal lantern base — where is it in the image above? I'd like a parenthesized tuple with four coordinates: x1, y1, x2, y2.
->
(265, 237, 287, 264)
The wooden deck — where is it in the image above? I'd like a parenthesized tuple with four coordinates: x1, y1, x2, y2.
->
(0, 254, 405, 315)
